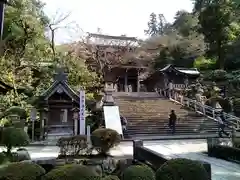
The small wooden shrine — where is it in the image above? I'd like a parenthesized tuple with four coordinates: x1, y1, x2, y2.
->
(37, 68, 80, 140)
(144, 64, 200, 91)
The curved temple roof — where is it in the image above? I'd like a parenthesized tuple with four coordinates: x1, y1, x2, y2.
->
(159, 64, 200, 76)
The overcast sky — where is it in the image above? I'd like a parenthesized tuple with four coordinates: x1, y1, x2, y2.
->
(41, 0, 193, 44)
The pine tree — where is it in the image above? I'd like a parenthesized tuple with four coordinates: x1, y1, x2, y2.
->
(144, 13, 159, 36)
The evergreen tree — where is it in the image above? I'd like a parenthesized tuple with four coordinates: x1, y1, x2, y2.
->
(158, 14, 167, 35)
(144, 13, 159, 36)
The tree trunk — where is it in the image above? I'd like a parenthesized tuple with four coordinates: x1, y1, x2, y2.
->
(217, 41, 225, 69)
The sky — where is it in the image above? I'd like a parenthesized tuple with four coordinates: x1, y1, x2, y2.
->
(42, 0, 193, 44)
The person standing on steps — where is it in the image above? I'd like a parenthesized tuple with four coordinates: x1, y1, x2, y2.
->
(168, 110, 177, 134)
(216, 111, 230, 138)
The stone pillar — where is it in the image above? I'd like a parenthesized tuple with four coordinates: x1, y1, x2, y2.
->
(124, 70, 128, 92)
(137, 69, 140, 92)
(72, 108, 79, 135)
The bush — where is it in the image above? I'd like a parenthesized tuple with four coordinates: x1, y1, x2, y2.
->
(233, 98, 240, 116)
(0, 152, 7, 164)
(43, 164, 100, 180)
(233, 137, 240, 148)
(1, 127, 29, 154)
(155, 158, 209, 180)
(122, 165, 155, 180)
(102, 175, 120, 180)
(208, 145, 240, 162)
(91, 128, 121, 154)
(57, 135, 88, 156)
(0, 162, 45, 180)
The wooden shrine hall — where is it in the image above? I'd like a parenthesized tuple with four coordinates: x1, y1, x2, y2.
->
(143, 64, 200, 91)
(37, 69, 81, 140)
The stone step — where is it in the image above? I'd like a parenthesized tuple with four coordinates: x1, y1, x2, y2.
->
(127, 123, 217, 127)
(126, 129, 219, 135)
(127, 126, 218, 131)
(126, 119, 209, 123)
(125, 131, 219, 137)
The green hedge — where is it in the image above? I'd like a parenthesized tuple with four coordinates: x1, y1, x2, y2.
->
(1, 127, 29, 154)
(102, 175, 120, 180)
(156, 158, 209, 180)
(208, 145, 240, 163)
(122, 165, 155, 180)
(43, 164, 100, 180)
(0, 162, 45, 180)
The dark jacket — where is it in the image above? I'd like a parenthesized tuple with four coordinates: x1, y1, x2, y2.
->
(169, 113, 177, 125)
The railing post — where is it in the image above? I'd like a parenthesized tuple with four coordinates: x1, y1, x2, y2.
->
(180, 95, 183, 105)
(133, 140, 143, 160)
(212, 110, 215, 119)
(202, 105, 206, 115)
(194, 100, 197, 111)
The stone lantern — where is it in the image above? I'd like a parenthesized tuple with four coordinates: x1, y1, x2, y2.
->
(9, 114, 22, 128)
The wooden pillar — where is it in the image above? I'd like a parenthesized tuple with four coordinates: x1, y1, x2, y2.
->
(137, 69, 140, 92)
(124, 69, 128, 92)
(40, 108, 48, 140)
(71, 107, 79, 135)
(39, 110, 43, 140)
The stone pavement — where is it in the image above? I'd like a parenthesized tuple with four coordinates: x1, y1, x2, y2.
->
(1, 139, 239, 180)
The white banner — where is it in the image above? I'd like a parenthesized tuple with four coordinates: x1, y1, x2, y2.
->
(79, 90, 86, 135)
(103, 106, 123, 135)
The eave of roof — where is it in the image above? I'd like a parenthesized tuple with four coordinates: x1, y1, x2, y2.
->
(40, 80, 79, 103)
(88, 33, 138, 41)
(158, 64, 200, 75)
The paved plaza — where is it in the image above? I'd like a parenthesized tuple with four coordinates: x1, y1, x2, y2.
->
(1, 139, 239, 180)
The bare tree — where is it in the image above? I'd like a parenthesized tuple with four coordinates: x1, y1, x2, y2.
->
(47, 10, 74, 58)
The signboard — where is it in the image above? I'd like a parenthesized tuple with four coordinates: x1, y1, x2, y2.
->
(30, 108, 37, 121)
(103, 106, 123, 135)
(79, 90, 86, 135)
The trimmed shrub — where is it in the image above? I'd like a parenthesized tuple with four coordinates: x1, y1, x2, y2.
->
(233, 137, 240, 148)
(0, 162, 45, 180)
(0, 152, 7, 164)
(91, 128, 121, 154)
(57, 135, 88, 156)
(156, 158, 209, 180)
(43, 164, 100, 180)
(233, 98, 240, 116)
(122, 165, 155, 180)
(102, 175, 120, 180)
(1, 127, 29, 154)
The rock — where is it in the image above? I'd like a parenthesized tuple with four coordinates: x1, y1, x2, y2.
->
(12, 149, 31, 162)
(102, 157, 118, 174)
(94, 165, 103, 176)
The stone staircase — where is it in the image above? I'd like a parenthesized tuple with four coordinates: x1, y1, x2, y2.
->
(114, 92, 220, 137)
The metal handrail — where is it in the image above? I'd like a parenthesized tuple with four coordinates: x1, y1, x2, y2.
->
(157, 88, 240, 130)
